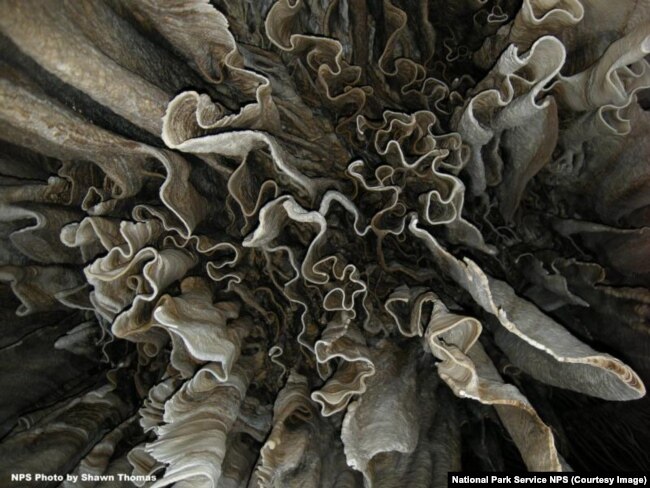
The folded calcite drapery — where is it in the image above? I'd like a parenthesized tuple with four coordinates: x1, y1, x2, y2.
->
(0, 0, 649, 486)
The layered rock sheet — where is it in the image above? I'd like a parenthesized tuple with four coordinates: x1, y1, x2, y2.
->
(0, 0, 649, 486)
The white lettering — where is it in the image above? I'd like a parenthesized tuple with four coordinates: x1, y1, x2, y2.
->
(617, 477, 645, 486)
(514, 476, 547, 483)
(34, 474, 64, 482)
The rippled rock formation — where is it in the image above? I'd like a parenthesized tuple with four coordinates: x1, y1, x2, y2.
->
(0, 0, 649, 486)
